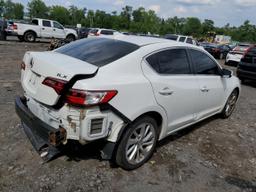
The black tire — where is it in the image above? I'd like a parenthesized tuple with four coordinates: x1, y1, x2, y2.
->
(116, 116, 158, 170)
(66, 34, 75, 42)
(24, 31, 36, 42)
(221, 89, 239, 118)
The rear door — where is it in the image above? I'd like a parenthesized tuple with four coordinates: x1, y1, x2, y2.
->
(188, 49, 225, 119)
(143, 48, 198, 132)
(40, 20, 53, 38)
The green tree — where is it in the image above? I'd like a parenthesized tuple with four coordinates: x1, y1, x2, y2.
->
(202, 19, 214, 34)
(69, 5, 84, 25)
(183, 17, 202, 37)
(12, 3, 24, 19)
(28, 0, 48, 18)
(49, 5, 69, 25)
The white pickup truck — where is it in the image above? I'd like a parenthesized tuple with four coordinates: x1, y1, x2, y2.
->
(9, 18, 78, 42)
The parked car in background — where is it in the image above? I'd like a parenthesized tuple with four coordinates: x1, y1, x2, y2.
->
(76, 27, 92, 39)
(7, 18, 78, 42)
(0, 18, 7, 40)
(15, 36, 240, 170)
(225, 43, 252, 66)
(203, 43, 232, 59)
(164, 34, 199, 46)
(237, 45, 256, 83)
(88, 28, 120, 37)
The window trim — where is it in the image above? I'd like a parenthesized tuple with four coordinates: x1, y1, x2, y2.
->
(144, 46, 194, 76)
(187, 47, 223, 76)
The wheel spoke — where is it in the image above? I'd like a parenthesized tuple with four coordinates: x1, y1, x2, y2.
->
(127, 138, 137, 147)
(128, 145, 137, 161)
(142, 140, 154, 147)
(143, 131, 153, 142)
(127, 144, 136, 156)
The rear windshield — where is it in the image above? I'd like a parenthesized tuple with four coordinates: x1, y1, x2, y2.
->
(55, 38, 139, 67)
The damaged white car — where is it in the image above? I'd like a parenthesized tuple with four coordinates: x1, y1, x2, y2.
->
(16, 36, 241, 170)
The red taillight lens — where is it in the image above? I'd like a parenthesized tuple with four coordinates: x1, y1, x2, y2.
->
(21, 62, 26, 70)
(66, 89, 117, 106)
(42, 77, 67, 94)
(42, 77, 117, 106)
(12, 24, 17, 30)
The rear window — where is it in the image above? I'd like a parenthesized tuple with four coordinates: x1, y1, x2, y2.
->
(101, 30, 114, 35)
(55, 38, 139, 67)
(89, 29, 98, 34)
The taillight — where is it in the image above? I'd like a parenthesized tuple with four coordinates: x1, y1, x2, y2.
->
(96, 32, 100, 36)
(42, 77, 117, 106)
(42, 77, 67, 94)
(21, 62, 26, 70)
(12, 24, 17, 30)
(66, 89, 117, 106)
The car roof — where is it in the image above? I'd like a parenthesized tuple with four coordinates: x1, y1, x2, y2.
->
(101, 34, 197, 47)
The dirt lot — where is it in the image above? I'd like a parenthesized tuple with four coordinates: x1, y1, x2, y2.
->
(0, 39, 256, 192)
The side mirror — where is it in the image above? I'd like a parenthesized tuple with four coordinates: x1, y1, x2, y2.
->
(221, 68, 232, 78)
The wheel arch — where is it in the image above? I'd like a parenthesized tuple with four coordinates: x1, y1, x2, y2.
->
(24, 30, 37, 37)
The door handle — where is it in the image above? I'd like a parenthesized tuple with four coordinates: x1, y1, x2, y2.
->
(159, 87, 174, 96)
(200, 86, 210, 92)
(53, 29, 56, 31)
(42, 28, 45, 30)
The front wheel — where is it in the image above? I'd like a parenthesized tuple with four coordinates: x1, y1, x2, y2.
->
(66, 34, 75, 42)
(221, 89, 239, 118)
(115, 116, 158, 170)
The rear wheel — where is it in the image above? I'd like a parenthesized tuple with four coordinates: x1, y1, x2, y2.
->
(221, 89, 239, 118)
(116, 116, 158, 170)
(24, 31, 36, 42)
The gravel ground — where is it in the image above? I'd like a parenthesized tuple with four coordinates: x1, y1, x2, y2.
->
(0, 40, 255, 192)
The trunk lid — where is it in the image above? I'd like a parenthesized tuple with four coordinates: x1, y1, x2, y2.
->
(21, 51, 98, 106)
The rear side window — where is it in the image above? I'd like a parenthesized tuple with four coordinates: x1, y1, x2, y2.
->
(55, 38, 139, 67)
(146, 49, 191, 75)
(190, 49, 220, 75)
(101, 30, 114, 35)
(42, 20, 51, 27)
(32, 19, 38, 25)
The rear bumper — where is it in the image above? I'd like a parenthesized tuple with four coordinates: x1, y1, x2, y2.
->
(15, 96, 66, 161)
(237, 68, 256, 81)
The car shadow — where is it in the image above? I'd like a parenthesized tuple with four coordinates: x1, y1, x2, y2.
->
(157, 115, 218, 148)
(242, 80, 256, 88)
(58, 115, 219, 165)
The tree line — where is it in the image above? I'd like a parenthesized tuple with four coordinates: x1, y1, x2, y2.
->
(0, 0, 256, 42)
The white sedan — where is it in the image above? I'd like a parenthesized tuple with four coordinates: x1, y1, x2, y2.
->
(15, 35, 241, 170)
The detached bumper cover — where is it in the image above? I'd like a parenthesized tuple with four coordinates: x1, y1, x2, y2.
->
(15, 96, 65, 161)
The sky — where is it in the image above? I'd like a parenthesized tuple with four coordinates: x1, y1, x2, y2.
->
(12, 0, 256, 27)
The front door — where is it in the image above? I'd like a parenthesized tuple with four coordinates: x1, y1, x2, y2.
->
(188, 49, 225, 119)
(142, 48, 198, 133)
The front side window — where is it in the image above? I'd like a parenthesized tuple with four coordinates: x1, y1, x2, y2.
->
(146, 49, 191, 75)
(53, 22, 63, 29)
(42, 20, 51, 27)
(179, 37, 186, 42)
(190, 49, 221, 75)
(186, 38, 193, 44)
